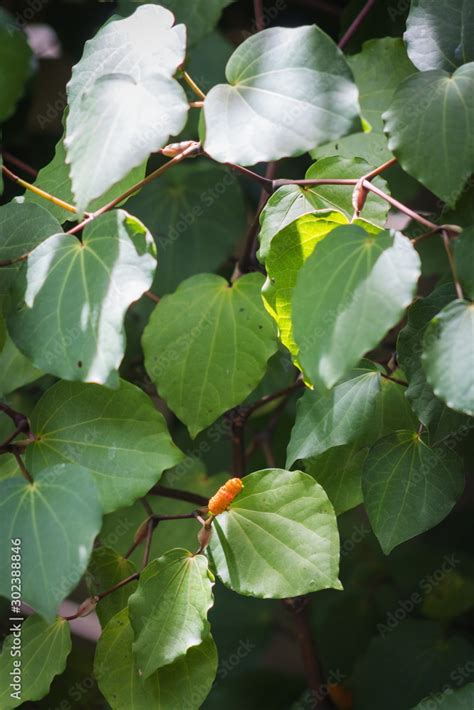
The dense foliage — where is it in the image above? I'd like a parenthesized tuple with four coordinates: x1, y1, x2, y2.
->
(0, 1, 473, 708)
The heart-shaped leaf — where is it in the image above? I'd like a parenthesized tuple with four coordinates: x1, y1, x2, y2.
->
(292, 224, 420, 388)
(404, 0, 474, 72)
(8, 210, 156, 387)
(27, 379, 184, 514)
(0, 616, 71, 708)
(362, 431, 465, 554)
(94, 609, 217, 710)
(383, 63, 474, 207)
(86, 547, 138, 628)
(65, 5, 189, 212)
(202, 25, 360, 165)
(422, 299, 474, 416)
(142, 273, 278, 437)
(0, 464, 102, 620)
(129, 550, 214, 677)
(209, 468, 341, 598)
(304, 444, 367, 516)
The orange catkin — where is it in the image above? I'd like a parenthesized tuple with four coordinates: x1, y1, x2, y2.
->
(207, 478, 244, 516)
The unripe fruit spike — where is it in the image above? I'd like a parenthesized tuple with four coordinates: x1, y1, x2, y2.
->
(207, 478, 244, 516)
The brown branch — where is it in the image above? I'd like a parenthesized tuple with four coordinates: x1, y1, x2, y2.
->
(381, 373, 408, 387)
(149, 484, 208, 507)
(12, 450, 33, 484)
(441, 230, 464, 300)
(338, 0, 377, 49)
(144, 290, 160, 303)
(253, 0, 265, 31)
(2, 151, 38, 178)
(362, 180, 439, 231)
(67, 142, 202, 237)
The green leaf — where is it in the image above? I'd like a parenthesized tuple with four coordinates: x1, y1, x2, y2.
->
(348, 38, 416, 132)
(398, 284, 472, 443)
(129, 550, 214, 677)
(0, 9, 32, 121)
(27, 378, 184, 514)
(371, 373, 419, 440)
(209, 468, 341, 598)
(0, 201, 63, 299)
(262, 213, 348, 360)
(118, 0, 235, 46)
(86, 546, 138, 627)
(0, 333, 43, 396)
(454, 226, 474, 299)
(257, 187, 316, 263)
(292, 225, 420, 388)
(383, 64, 474, 207)
(422, 299, 474, 416)
(124, 160, 247, 295)
(0, 464, 102, 619)
(202, 25, 360, 165)
(404, 0, 474, 72)
(0, 616, 71, 708)
(25, 136, 146, 223)
(362, 431, 465, 554)
(304, 444, 367, 516)
(142, 273, 278, 438)
(8, 210, 156, 387)
(413, 683, 474, 709)
(65, 6, 189, 212)
(313, 131, 392, 166)
(94, 609, 217, 710)
(286, 369, 381, 466)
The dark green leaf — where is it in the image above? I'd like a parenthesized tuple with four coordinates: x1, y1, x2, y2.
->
(202, 25, 360, 165)
(422, 299, 474, 416)
(362, 431, 465, 554)
(27, 379, 184, 514)
(129, 550, 213, 677)
(454, 227, 474, 299)
(383, 64, 474, 207)
(0, 333, 43, 397)
(304, 444, 367, 516)
(8, 210, 156, 387)
(86, 546, 138, 627)
(94, 609, 217, 709)
(209, 468, 341, 598)
(292, 225, 420, 388)
(0, 465, 102, 619)
(142, 273, 277, 438)
(0, 9, 32, 121)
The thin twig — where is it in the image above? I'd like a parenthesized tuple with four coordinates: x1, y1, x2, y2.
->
(144, 290, 160, 303)
(224, 161, 274, 192)
(2, 151, 38, 178)
(142, 518, 155, 568)
(338, 0, 377, 49)
(381, 372, 408, 387)
(253, 0, 265, 31)
(362, 180, 439, 231)
(0, 252, 29, 268)
(13, 451, 34, 484)
(182, 71, 206, 100)
(441, 230, 464, 300)
(149, 484, 208, 507)
(2, 164, 83, 215)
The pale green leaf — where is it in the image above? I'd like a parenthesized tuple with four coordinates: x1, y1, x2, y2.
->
(398, 284, 472, 443)
(0, 464, 102, 619)
(348, 38, 416, 132)
(65, 6, 188, 212)
(94, 609, 217, 710)
(142, 273, 278, 438)
(412, 683, 474, 709)
(404, 0, 474, 72)
(383, 64, 474, 207)
(0, 201, 62, 299)
(304, 444, 367, 516)
(0, 333, 43, 397)
(312, 131, 392, 165)
(262, 213, 348, 360)
(86, 547, 138, 627)
(118, 0, 235, 45)
(25, 136, 146, 223)
(422, 300, 474, 416)
(124, 160, 247, 295)
(257, 186, 316, 263)
(129, 550, 213, 677)
(454, 226, 474, 299)
(292, 225, 421, 388)
(27, 379, 184, 514)
(8, 210, 156, 387)
(209, 468, 341, 598)
(286, 369, 381, 466)
(0, 9, 32, 121)
(362, 431, 465, 554)
(0, 616, 71, 708)
(202, 25, 360, 165)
